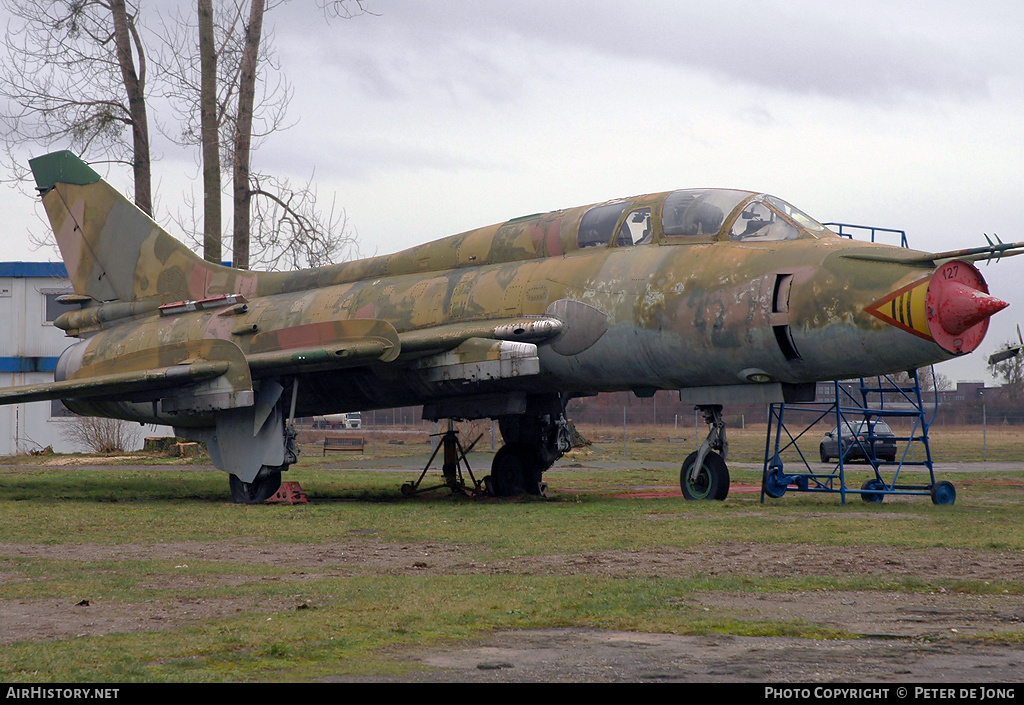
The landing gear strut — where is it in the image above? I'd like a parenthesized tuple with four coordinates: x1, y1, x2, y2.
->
(227, 378, 300, 505)
(680, 405, 730, 501)
(487, 399, 572, 497)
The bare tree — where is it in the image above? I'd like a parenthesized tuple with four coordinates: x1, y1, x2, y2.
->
(157, 0, 360, 269)
(157, 1, 288, 264)
(917, 366, 952, 393)
(248, 171, 359, 270)
(0, 0, 153, 215)
(198, 0, 222, 263)
(3, 0, 364, 270)
(231, 0, 263, 270)
(889, 367, 952, 394)
(318, 0, 375, 21)
(109, 0, 152, 214)
(60, 414, 141, 454)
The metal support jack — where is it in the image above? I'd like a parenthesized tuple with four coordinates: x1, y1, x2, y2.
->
(401, 421, 484, 496)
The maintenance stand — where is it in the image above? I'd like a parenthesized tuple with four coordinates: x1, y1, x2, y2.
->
(760, 368, 955, 505)
(760, 223, 956, 505)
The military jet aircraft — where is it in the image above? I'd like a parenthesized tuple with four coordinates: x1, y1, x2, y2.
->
(1, 151, 1018, 503)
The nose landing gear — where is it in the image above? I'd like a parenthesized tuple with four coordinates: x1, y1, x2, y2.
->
(680, 405, 730, 501)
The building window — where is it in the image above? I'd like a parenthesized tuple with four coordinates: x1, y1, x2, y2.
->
(50, 399, 76, 419)
(43, 290, 74, 324)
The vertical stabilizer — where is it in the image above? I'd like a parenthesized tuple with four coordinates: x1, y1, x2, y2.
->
(29, 151, 253, 304)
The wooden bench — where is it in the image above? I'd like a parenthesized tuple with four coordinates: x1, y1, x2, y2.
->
(322, 437, 364, 455)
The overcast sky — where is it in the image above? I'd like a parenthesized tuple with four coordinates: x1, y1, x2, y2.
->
(3, 0, 1023, 384)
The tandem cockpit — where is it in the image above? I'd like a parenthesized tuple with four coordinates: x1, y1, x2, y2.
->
(577, 188, 835, 250)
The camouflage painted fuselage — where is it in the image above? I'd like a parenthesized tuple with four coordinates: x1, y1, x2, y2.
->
(3, 150, 1008, 485)
(38, 169, 978, 428)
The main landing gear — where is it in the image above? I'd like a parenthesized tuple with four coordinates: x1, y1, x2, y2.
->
(488, 442, 547, 497)
(680, 405, 730, 501)
(230, 465, 284, 504)
(401, 410, 572, 498)
(486, 403, 573, 497)
(225, 378, 300, 505)
(228, 422, 299, 504)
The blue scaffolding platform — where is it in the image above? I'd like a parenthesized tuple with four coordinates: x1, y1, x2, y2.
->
(760, 368, 957, 505)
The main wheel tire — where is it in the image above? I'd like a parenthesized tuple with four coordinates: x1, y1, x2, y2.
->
(819, 444, 829, 463)
(680, 451, 729, 501)
(229, 467, 283, 504)
(490, 443, 543, 497)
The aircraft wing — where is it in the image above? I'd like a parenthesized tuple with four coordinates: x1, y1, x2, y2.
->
(0, 361, 230, 405)
(0, 303, 603, 408)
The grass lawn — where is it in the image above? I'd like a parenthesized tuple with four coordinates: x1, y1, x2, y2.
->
(1, 422, 1022, 682)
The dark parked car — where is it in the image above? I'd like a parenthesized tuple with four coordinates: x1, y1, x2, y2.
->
(819, 420, 897, 463)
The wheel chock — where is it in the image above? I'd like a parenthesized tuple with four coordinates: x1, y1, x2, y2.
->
(266, 481, 308, 504)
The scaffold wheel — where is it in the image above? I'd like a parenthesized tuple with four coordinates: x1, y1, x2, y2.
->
(930, 481, 956, 506)
(861, 478, 885, 504)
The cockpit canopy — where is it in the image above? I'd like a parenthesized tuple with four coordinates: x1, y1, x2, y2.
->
(662, 189, 749, 238)
(727, 194, 833, 243)
(576, 188, 834, 250)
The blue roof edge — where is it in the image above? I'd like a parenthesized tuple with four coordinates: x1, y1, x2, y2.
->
(0, 262, 69, 278)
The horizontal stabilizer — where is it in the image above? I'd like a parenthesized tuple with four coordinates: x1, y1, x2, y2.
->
(1, 338, 256, 414)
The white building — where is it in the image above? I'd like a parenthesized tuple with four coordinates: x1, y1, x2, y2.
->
(0, 262, 170, 456)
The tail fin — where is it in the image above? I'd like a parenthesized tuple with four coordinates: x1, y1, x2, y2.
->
(29, 151, 252, 304)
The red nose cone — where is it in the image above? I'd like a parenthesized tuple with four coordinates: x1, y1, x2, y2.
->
(926, 260, 1005, 354)
(935, 281, 1008, 336)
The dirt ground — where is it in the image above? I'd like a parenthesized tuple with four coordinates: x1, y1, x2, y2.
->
(2, 537, 1023, 682)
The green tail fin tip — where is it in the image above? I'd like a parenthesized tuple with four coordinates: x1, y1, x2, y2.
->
(29, 151, 101, 192)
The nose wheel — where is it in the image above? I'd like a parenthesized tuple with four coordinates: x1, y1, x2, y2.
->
(680, 450, 729, 500)
(680, 405, 730, 501)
